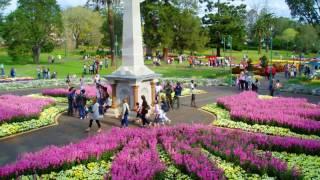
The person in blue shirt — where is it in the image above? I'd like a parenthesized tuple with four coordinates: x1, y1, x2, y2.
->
(173, 82, 183, 109)
(10, 68, 16, 78)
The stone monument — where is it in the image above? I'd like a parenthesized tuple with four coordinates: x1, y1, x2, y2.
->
(106, 0, 159, 110)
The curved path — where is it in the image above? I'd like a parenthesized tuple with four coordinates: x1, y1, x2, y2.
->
(0, 83, 319, 166)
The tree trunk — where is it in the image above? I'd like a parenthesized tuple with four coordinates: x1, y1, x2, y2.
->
(32, 46, 41, 64)
(258, 32, 262, 54)
(216, 31, 221, 57)
(163, 47, 169, 62)
(75, 38, 80, 49)
(107, 1, 115, 67)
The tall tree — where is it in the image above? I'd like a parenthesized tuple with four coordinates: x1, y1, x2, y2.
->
(253, 12, 274, 54)
(286, 0, 320, 25)
(2, 0, 62, 63)
(172, 10, 208, 54)
(100, 9, 123, 54)
(201, 1, 247, 56)
(87, 0, 119, 66)
(296, 25, 319, 53)
(63, 7, 103, 49)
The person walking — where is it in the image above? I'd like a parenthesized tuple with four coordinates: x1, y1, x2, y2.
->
(86, 98, 102, 133)
(164, 82, 173, 110)
(155, 82, 162, 101)
(190, 80, 197, 108)
(76, 89, 87, 120)
(0, 64, 4, 76)
(121, 98, 130, 128)
(173, 82, 183, 109)
(10, 68, 16, 78)
(269, 79, 276, 97)
(67, 87, 76, 116)
(275, 80, 282, 96)
(251, 79, 260, 92)
(80, 75, 85, 90)
(140, 95, 150, 127)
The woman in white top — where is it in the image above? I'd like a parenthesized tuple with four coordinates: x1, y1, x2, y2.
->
(86, 98, 103, 133)
(121, 98, 130, 128)
(155, 82, 163, 101)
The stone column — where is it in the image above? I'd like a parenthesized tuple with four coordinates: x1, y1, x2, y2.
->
(132, 85, 139, 109)
(111, 83, 117, 108)
(151, 81, 156, 105)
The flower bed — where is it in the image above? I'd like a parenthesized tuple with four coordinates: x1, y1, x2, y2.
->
(202, 104, 320, 140)
(0, 106, 65, 138)
(2, 125, 320, 179)
(0, 78, 93, 91)
(217, 92, 320, 135)
(0, 95, 55, 124)
(42, 85, 111, 99)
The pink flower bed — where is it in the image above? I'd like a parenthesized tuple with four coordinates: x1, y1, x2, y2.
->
(1, 124, 317, 179)
(42, 85, 112, 99)
(0, 95, 55, 124)
(217, 92, 320, 135)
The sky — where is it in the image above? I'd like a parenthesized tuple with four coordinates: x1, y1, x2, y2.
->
(5, 0, 292, 18)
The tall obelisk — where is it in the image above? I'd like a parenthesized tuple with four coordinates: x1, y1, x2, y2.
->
(106, 0, 159, 109)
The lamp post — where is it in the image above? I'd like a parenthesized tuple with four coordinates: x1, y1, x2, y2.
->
(227, 35, 233, 86)
(269, 27, 274, 93)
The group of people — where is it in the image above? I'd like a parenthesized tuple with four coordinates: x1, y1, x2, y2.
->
(67, 81, 111, 133)
(0, 64, 16, 78)
(237, 70, 260, 92)
(66, 74, 198, 131)
(127, 80, 197, 128)
(284, 64, 298, 79)
(37, 67, 57, 79)
(83, 59, 108, 75)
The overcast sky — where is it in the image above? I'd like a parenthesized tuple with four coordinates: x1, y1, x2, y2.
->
(5, 0, 291, 18)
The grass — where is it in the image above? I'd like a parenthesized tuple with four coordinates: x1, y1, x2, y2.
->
(2, 47, 314, 79)
(287, 76, 320, 89)
(0, 49, 231, 79)
(197, 49, 317, 63)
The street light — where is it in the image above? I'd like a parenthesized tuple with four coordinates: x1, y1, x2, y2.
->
(269, 27, 274, 92)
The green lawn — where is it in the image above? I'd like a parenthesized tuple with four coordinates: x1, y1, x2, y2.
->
(287, 77, 320, 89)
(0, 49, 230, 79)
(197, 49, 317, 63)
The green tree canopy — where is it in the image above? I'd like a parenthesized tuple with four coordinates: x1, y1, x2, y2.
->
(63, 6, 103, 49)
(201, 1, 247, 56)
(3, 0, 62, 63)
(295, 25, 319, 53)
(280, 28, 298, 43)
(286, 0, 320, 25)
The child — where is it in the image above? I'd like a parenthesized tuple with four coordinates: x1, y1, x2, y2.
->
(135, 102, 142, 123)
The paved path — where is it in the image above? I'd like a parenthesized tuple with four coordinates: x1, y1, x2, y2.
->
(0, 81, 319, 166)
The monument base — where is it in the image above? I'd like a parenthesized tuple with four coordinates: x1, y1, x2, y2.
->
(106, 68, 160, 109)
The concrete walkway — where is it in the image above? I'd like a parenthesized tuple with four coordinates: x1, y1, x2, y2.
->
(0, 80, 319, 166)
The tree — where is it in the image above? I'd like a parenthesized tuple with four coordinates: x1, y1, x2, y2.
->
(86, 0, 119, 67)
(295, 25, 319, 53)
(286, 0, 320, 25)
(63, 7, 103, 49)
(253, 12, 274, 54)
(2, 0, 62, 63)
(172, 10, 208, 54)
(100, 9, 122, 54)
(201, 1, 247, 56)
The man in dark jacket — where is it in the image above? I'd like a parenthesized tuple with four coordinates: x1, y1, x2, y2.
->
(76, 89, 87, 119)
(173, 82, 183, 109)
(68, 87, 76, 116)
